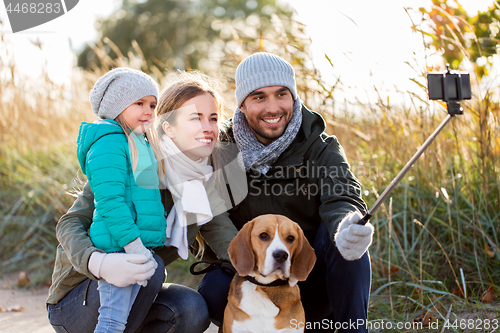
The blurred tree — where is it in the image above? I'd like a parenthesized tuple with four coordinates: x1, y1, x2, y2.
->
(77, 0, 293, 72)
(419, 0, 469, 69)
(419, 0, 500, 78)
(467, 2, 500, 77)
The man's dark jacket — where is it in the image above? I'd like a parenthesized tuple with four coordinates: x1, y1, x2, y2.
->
(220, 104, 367, 243)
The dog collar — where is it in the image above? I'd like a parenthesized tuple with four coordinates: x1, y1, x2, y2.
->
(244, 275, 289, 287)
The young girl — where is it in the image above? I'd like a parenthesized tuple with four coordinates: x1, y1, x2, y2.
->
(77, 67, 166, 333)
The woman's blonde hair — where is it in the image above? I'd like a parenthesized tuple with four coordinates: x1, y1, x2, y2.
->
(155, 70, 225, 134)
(115, 112, 166, 181)
(156, 71, 227, 259)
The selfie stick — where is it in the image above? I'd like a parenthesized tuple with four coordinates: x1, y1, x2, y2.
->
(357, 65, 468, 225)
(357, 113, 454, 225)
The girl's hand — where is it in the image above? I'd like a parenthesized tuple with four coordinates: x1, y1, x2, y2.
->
(124, 237, 153, 261)
(124, 238, 158, 286)
(88, 252, 156, 287)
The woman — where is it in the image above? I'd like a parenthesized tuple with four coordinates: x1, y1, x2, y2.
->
(47, 71, 243, 333)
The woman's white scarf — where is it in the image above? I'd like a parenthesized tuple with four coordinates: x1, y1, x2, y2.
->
(160, 134, 214, 259)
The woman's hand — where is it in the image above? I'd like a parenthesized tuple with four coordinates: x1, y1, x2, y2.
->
(88, 251, 156, 287)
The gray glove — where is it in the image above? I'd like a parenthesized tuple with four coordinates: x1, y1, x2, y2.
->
(88, 252, 156, 287)
(334, 211, 374, 261)
(124, 237, 158, 286)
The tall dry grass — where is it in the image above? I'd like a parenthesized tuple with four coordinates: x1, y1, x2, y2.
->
(0, 31, 94, 284)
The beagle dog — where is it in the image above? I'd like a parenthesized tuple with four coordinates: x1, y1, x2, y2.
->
(223, 214, 316, 333)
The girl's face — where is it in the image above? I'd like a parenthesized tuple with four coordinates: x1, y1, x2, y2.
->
(120, 95, 157, 133)
(163, 93, 219, 160)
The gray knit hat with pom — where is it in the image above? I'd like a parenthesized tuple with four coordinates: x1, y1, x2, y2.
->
(235, 52, 297, 107)
(89, 67, 159, 120)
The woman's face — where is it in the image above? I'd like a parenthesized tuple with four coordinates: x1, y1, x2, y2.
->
(163, 93, 219, 160)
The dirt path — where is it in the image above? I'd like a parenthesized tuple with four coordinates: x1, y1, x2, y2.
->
(0, 275, 52, 333)
(0, 274, 218, 333)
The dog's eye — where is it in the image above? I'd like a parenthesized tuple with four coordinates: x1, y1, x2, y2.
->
(259, 232, 270, 241)
(286, 235, 295, 243)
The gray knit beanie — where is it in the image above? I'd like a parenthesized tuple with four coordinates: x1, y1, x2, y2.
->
(89, 67, 159, 120)
(235, 52, 297, 107)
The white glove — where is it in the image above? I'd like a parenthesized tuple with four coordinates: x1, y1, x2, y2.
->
(124, 238, 158, 287)
(88, 252, 156, 288)
(334, 211, 374, 261)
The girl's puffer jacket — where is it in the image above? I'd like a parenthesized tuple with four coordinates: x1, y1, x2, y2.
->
(77, 119, 166, 252)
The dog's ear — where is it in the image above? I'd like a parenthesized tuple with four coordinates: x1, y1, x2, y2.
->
(228, 219, 255, 276)
(290, 226, 316, 286)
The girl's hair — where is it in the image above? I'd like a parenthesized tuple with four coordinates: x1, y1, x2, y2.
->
(156, 71, 227, 259)
(115, 113, 166, 181)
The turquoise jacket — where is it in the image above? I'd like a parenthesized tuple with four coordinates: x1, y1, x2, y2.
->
(77, 120, 166, 253)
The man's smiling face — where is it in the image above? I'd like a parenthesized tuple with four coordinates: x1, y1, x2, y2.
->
(240, 86, 294, 145)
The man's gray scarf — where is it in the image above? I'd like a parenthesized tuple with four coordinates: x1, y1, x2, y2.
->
(233, 98, 302, 175)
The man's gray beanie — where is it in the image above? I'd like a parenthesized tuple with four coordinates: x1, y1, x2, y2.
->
(235, 52, 297, 107)
(89, 67, 159, 120)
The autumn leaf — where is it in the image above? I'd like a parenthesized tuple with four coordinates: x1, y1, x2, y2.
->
(382, 265, 400, 276)
(413, 311, 436, 326)
(481, 286, 497, 303)
(484, 244, 495, 258)
(17, 271, 30, 287)
(451, 286, 465, 298)
(1, 305, 24, 312)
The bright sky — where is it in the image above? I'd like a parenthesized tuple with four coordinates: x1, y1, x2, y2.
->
(0, 0, 494, 100)
(0, 0, 122, 83)
(284, 0, 493, 103)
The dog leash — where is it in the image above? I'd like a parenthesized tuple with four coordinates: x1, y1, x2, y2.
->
(190, 259, 237, 277)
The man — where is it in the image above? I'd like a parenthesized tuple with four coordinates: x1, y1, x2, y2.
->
(198, 52, 374, 333)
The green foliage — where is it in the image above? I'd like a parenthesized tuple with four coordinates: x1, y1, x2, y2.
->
(420, 0, 470, 69)
(469, 5, 500, 61)
(77, 0, 293, 71)
(420, 0, 500, 78)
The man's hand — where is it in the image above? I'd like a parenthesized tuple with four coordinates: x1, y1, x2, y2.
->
(334, 211, 374, 261)
(88, 252, 156, 287)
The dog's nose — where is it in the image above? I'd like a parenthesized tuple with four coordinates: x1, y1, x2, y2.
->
(273, 250, 288, 263)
